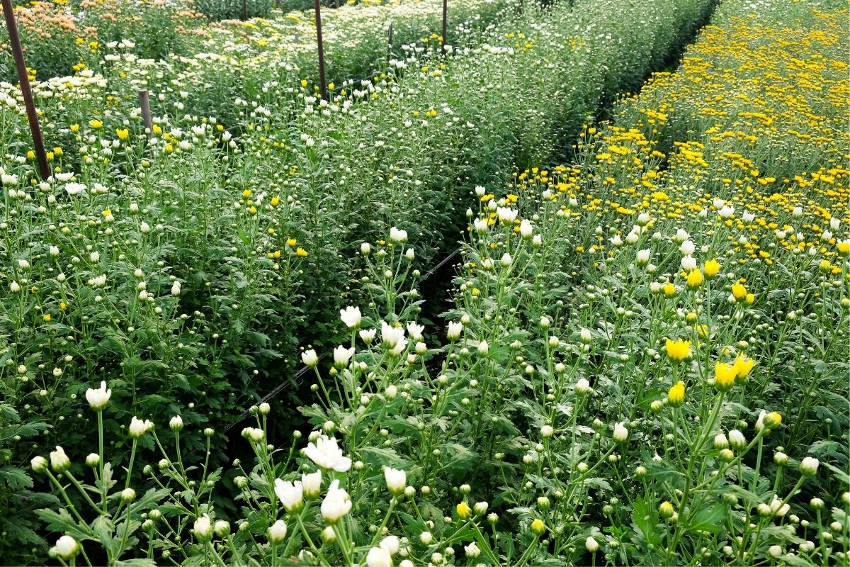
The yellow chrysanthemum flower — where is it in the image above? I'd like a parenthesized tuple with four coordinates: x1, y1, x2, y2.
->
(668, 381, 685, 406)
(665, 339, 691, 361)
(714, 361, 737, 391)
(733, 355, 755, 380)
(530, 519, 546, 534)
(686, 269, 704, 288)
(731, 282, 747, 300)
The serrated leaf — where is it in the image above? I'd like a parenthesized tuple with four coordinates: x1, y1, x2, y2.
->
(631, 497, 662, 548)
(0, 466, 33, 490)
(688, 502, 728, 534)
(35, 508, 91, 541)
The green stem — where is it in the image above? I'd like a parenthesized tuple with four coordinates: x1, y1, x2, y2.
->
(98, 410, 107, 513)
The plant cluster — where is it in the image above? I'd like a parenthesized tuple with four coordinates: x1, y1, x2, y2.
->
(2, 0, 847, 564)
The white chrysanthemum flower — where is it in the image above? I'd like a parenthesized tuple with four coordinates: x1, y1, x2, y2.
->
(321, 479, 352, 522)
(340, 306, 361, 328)
(304, 436, 351, 472)
(384, 467, 406, 495)
(85, 381, 111, 410)
(274, 479, 303, 512)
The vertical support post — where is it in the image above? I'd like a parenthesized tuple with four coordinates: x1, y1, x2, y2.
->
(313, 0, 327, 100)
(441, 0, 447, 55)
(241, 0, 247, 20)
(1, 0, 49, 180)
(386, 22, 393, 67)
(138, 90, 153, 135)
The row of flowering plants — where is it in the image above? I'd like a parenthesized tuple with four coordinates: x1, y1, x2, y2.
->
(21, 0, 849, 564)
(0, 2, 717, 552)
(1, 0, 511, 82)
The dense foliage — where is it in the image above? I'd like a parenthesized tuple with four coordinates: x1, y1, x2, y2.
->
(0, 0, 847, 564)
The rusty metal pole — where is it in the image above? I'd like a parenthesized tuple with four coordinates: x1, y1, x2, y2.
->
(441, 0, 447, 55)
(313, 0, 327, 100)
(1, 0, 49, 180)
(138, 90, 153, 135)
(241, 0, 247, 20)
(386, 22, 393, 68)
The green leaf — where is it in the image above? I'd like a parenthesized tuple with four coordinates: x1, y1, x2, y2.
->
(688, 502, 728, 534)
(631, 497, 662, 548)
(35, 508, 91, 541)
(92, 515, 116, 554)
(0, 466, 33, 490)
(822, 461, 850, 486)
(115, 559, 157, 567)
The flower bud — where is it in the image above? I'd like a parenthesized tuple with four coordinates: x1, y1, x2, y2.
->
(301, 349, 319, 367)
(530, 519, 546, 534)
(366, 546, 392, 567)
(613, 422, 629, 443)
(31, 456, 48, 473)
(268, 520, 287, 544)
(585, 536, 599, 553)
(728, 429, 746, 449)
(767, 545, 782, 559)
(49, 446, 70, 473)
(800, 457, 819, 477)
(214, 520, 230, 538)
(763, 411, 782, 428)
(169, 416, 184, 431)
(121, 488, 136, 503)
(54, 535, 79, 560)
(194, 514, 213, 542)
(384, 467, 407, 495)
(321, 525, 336, 542)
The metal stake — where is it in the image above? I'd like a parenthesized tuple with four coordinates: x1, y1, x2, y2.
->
(1, 0, 49, 180)
(313, 0, 327, 99)
(386, 22, 394, 67)
(138, 89, 153, 135)
(441, 0, 447, 54)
